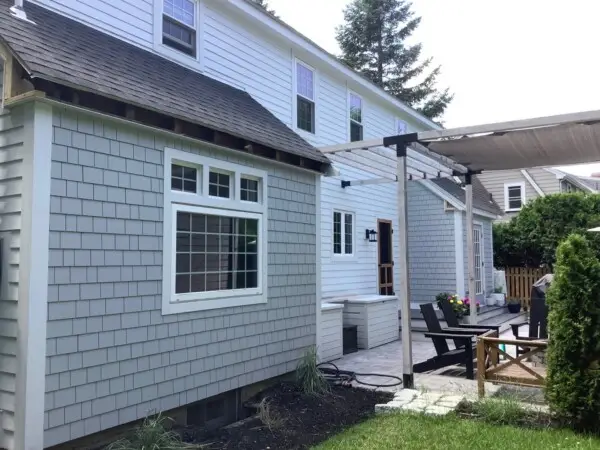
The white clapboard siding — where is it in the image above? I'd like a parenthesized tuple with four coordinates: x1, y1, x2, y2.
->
(29, 0, 154, 49)
(0, 108, 25, 447)
(319, 303, 344, 362)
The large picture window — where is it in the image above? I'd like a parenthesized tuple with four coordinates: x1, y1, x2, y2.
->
(162, 149, 267, 314)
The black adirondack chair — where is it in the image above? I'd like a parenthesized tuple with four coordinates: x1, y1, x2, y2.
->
(511, 275, 551, 356)
(413, 303, 480, 379)
(439, 297, 501, 348)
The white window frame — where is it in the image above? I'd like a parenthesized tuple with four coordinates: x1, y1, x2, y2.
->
(153, 0, 204, 69)
(162, 148, 268, 314)
(348, 91, 364, 142)
(395, 117, 407, 135)
(332, 210, 355, 257)
(292, 58, 318, 135)
(504, 182, 525, 212)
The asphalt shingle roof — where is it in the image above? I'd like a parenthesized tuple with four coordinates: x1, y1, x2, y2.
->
(0, 0, 329, 165)
(431, 176, 502, 216)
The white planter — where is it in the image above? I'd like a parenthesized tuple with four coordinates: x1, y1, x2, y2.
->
(489, 293, 506, 306)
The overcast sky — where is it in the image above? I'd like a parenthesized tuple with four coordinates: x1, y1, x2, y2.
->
(269, 0, 600, 176)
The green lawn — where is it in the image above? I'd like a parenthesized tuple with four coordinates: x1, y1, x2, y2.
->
(313, 413, 600, 450)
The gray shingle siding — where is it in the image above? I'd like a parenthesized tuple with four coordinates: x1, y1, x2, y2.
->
(407, 181, 457, 304)
(44, 107, 317, 447)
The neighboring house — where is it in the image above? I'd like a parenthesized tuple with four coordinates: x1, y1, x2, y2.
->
(0, 1, 333, 449)
(478, 167, 599, 220)
(408, 177, 502, 305)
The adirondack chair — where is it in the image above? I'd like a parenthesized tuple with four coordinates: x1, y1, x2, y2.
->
(439, 298, 501, 343)
(413, 303, 485, 379)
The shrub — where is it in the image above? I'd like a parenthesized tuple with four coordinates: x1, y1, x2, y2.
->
(545, 234, 600, 430)
(296, 346, 329, 396)
(106, 413, 198, 449)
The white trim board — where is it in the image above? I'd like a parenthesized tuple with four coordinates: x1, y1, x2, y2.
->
(418, 179, 500, 220)
(520, 169, 545, 196)
(14, 101, 52, 450)
(454, 210, 465, 297)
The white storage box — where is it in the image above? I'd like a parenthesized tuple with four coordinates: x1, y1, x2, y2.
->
(319, 303, 344, 362)
(329, 295, 399, 349)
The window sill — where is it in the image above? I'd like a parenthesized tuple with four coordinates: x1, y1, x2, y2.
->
(154, 42, 202, 73)
(504, 208, 522, 212)
(162, 292, 267, 315)
(332, 253, 357, 262)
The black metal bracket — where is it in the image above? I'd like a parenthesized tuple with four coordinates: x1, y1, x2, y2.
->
(383, 132, 419, 147)
(341, 180, 351, 189)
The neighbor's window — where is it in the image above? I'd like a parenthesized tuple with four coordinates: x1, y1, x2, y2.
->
(163, 149, 267, 314)
(504, 183, 525, 211)
(162, 0, 196, 56)
(333, 211, 354, 255)
(296, 61, 315, 133)
(349, 93, 363, 142)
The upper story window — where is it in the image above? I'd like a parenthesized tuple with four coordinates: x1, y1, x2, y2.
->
(396, 118, 407, 135)
(349, 93, 363, 142)
(163, 148, 268, 315)
(162, 0, 196, 57)
(296, 61, 315, 133)
(333, 211, 354, 256)
(504, 182, 525, 212)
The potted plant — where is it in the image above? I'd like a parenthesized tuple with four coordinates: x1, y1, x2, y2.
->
(507, 298, 522, 313)
(488, 286, 506, 306)
(435, 292, 468, 319)
(463, 297, 480, 314)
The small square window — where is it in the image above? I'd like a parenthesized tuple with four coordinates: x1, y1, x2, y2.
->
(209, 171, 231, 198)
(171, 164, 198, 193)
(241, 178, 259, 203)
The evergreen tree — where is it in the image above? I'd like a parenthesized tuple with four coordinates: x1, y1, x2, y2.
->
(253, 0, 277, 16)
(336, 0, 452, 120)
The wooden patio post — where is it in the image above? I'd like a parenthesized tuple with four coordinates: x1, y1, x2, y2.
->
(465, 173, 478, 323)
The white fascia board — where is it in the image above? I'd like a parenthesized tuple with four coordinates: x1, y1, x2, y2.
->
(520, 169, 545, 196)
(419, 179, 499, 220)
(226, 0, 441, 131)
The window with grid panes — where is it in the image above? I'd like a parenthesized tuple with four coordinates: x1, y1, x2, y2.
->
(333, 211, 354, 255)
(209, 171, 231, 198)
(171, 164, 198, 193)
(163, 0, 196, 56)
(296, 61, 315, 133)
(349, 93, 363, 142)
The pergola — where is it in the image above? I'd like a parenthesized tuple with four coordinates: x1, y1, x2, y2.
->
(320, 109, 600, 388)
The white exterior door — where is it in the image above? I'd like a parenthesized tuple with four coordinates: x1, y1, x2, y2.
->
(473, 225, 484, 295)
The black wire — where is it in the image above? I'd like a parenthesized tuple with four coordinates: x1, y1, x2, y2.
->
(317, 362, 403, 388)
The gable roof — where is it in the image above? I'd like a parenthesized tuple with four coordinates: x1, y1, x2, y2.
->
(0, 0, 329, 166)
(429, 176, 503, 216)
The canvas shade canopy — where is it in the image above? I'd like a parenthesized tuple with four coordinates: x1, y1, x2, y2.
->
(321, 108, 600, 389)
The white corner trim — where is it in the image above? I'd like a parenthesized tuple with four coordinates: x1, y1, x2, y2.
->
(520, 169, 545, 196)
(161, 147, 269, 315)
(14, 101, 52, 450)
(454, 210, 465, 297)
(504, 181, 526, 212)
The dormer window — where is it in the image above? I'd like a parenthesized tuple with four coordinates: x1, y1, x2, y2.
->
(163, 0, 196, 57)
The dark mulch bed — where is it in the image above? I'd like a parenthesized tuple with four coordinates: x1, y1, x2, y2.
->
(183, 382, 392, 450)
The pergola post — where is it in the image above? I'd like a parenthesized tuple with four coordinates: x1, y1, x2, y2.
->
(465, 172, 477, 323)
(396, 143, 413, 388)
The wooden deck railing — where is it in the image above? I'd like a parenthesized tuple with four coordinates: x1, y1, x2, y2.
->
(504, 267, 551, 310)
(477, 335, 548, 397)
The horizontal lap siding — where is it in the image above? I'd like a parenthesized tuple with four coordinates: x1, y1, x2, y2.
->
(319, 309, 342, 362)
(43, 107, 317, 447)
(0, 107, 25, 450)
(407, 182, 456, 304)
(29, 0, 154, 49)
(203, 6, 293, 126)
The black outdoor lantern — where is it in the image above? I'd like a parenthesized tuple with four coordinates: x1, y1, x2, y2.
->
(365, 229, 377, 242)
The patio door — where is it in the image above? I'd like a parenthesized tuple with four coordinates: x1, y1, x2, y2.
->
(378, 220, 394, 295)
(473, 224, 484, 295)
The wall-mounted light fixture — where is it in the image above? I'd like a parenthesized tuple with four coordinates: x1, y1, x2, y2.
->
(365, 229, 378, 242)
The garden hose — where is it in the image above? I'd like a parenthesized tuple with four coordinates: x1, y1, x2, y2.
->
(317, 362, 403, 388)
